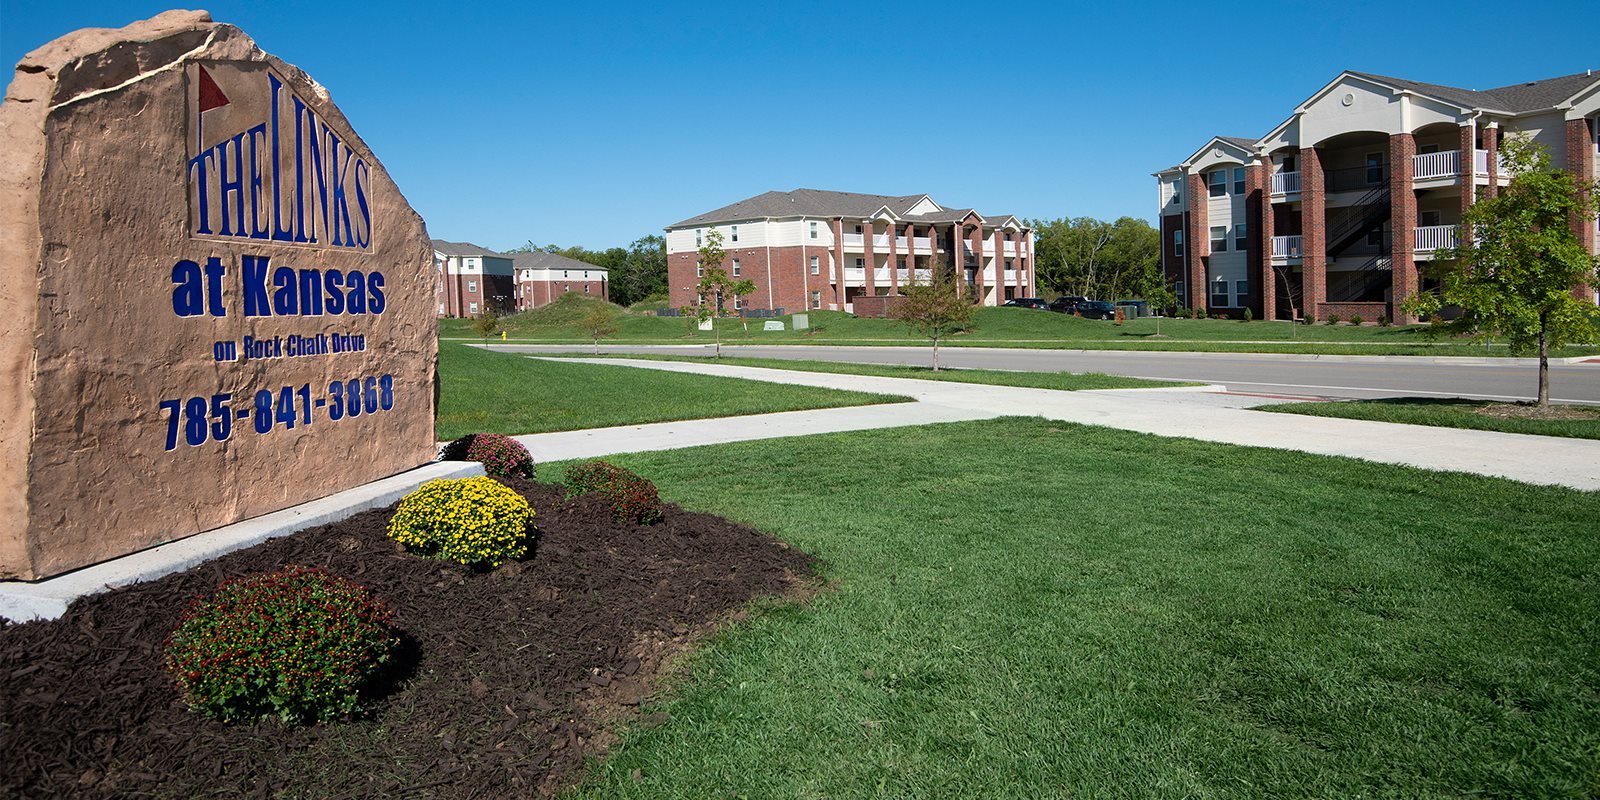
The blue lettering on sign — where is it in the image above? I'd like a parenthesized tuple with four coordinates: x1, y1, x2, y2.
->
(188, 67, 373, 250)
(184, 254, 384, 318)
(158, 375, 395, 451)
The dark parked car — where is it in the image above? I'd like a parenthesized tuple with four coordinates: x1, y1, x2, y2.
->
(1074, 300, 1117, 320)
(1002, 297, 1050, 310)
(1047, 295, 1089, 314)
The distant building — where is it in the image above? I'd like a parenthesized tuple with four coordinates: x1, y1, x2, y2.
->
(431, 239, 608, 317)
(433, 239, 513, 318)
(664, 189, 1035, 313)
(510, 251, 608, 312)
(1156, 70, 1600, 322)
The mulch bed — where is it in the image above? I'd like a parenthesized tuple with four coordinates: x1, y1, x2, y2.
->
(0, 478, 816, 799)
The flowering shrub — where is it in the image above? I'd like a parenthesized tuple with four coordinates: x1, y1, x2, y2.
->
(163, 566, 397, 725)
(387, 476, 534, 567)
(564, 460, 663, 524)
(439, 433, 536, 479)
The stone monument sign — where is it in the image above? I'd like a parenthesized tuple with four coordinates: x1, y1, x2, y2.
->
(0, 11, 436, 580)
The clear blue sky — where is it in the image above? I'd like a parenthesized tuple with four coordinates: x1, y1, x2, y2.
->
(3, 0, 1595, 251)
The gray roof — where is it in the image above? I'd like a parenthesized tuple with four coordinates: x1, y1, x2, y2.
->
(670, 188, 933, 227)
(1351, 70, 1600, 113)
(509, 250, 607, 273)
(1218, 136, 1259, 150)
(431, 239, 505, 257)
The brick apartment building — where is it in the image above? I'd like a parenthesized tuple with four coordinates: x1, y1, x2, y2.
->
(664, 189, 1035, 313)
(1156, 70, 1600, 322)
(433, 239, 608, 317)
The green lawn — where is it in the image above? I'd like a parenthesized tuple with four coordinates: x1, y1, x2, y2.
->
(1262, 397, 1600, 440)
(435, 343, 903, 440)
(566, 354, 1190, 391)
(442, 294, 1600, 357)
(543, 419, 1599, 798)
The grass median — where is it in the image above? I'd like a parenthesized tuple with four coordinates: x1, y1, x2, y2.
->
(442, 295, 1600, 357)
(436, 343, 905, 439)
(1261, 397, 1600, 440)
(548, 418, 1599, 798)
(562, 353, 1192, 391)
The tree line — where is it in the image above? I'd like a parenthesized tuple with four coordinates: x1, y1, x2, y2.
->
(1026, 216, 1172, 305)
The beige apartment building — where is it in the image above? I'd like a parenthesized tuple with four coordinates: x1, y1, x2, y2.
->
(665, 189, 1035, 313)
(1156, 70, 1600, 322)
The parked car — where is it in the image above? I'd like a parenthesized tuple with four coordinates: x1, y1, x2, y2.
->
(1002, 297, 1050, 310)
(1047, 295, 1088, 314)
(1075, 300, 1118, 320)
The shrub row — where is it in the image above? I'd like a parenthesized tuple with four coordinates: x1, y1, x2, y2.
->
(439, 432, 535, 479)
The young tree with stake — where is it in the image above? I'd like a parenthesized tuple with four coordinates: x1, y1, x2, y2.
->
(581, 303, 619, 355)
(890, 258, 977, 371)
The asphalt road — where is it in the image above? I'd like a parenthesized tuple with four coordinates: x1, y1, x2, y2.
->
(488, 344, 1600, 404)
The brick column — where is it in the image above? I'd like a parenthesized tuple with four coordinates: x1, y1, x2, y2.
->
(1246, 159, 1268, 318)
(1389, 133, 1418, 323)
(1460, 123, 1476, 250)
(887, 223, 899, 295)
(992, 229, 1005, 302)
(1261, 156, 1278, 320)
(863, 219, 876, 297)
(969, 223, 984, 304)
(1484, 125, 1500, 199)
(1015, 232, 1025, 298)
(1302, 148, 1327, 320)
(832, 217, 845, 309)
(949, 223, 963, 297)
(1568, 117, 1597, 300)
(1184, 172, 1208, 311)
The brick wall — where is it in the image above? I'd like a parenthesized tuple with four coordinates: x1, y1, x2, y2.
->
(1389, 132, 1418, 323)
(1302, 147, 1327, 319)
(1184, 173, 1208, 311)
(1319, 301, 1388, 322)
(851, 295, 908, 318)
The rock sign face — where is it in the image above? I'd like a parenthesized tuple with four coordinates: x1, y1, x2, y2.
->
(0, 11, 437, 580)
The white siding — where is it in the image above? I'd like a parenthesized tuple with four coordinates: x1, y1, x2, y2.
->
(1508, 112, 1571, 170)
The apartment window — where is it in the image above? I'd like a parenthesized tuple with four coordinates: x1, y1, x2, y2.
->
(1211, 278, 1230, 308)
(469, 302, 479, 314)
(809, 221, 818, 239)
(1173, 229, 1184, 256)
(810, 290, 822, 309)
(1419, 210, 1442, 227)
(854, 225, 863, 234)
(438, 303, 445, 314)
(1281, 155, 1297, 173)
(897, 256, 907, 270)
(1233, 167, 1246, 194)
(1208, 170, 1227, 197)
(1234, 223, 1247, 251)
(1366, 153, 1385, 184)
(1174, 281, 1186, 304)
(810, 256, 820, 275)
(467, 280, 477, 293)
(695, 228, 702, 247)
(584, 285, 590, 294)
(1419, 143, 1440, 155)
(695, 260, 704, 278)
(855, 258, 864, 268)
(731, 258, 741, 276)
(731, 225, 739, 242)
(1005, 259, 1014, 271)
(1171, 178, 1183, 205)
(1210, 226, 1227, 253)
(1234, 280, 1249, 307)
(1005, 232, 1013, 242)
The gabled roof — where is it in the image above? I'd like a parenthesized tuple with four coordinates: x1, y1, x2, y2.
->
(431, 239, 505, 258)
(1346, 70, 1600, 114)
(669, 188, 931, 227)
(510, 251, 607, 273)
(1218, 136, 1259, 150)
(1178, 135, 1258, 168)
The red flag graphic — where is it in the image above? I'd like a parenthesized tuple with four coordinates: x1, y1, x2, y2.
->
(197, 65, 230, 112)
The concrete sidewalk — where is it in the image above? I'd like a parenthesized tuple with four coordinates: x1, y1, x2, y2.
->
(518, 357, 1600, 492)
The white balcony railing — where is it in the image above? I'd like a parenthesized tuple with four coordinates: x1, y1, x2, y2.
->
(1414, 225, 1458, 253)
(841, 233, 864, 247)
(1413, 150, 1462, 180)
(1473, 149, 1489, 176)
(1271, 235, 1303, 258)
(1271, 171, 1301, 195)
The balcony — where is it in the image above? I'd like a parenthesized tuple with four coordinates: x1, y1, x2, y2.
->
(1414, 224, 1458, 254)
(1271, 171, 1301, 195)
(1271, 235, 1303, 259)
(1412, 149, 1494, 181)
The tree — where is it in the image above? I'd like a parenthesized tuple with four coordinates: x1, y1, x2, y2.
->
(690, 229, 736, 358)
(619, 234, 668, 306)
(729, 278, 756, 331)
(1029, 216, 1161, 301)
(890, 258, 977, 371)
(581, 304, 619, 355)
(1405, 134, 1600, 405)
(471, 305, 499, 344)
